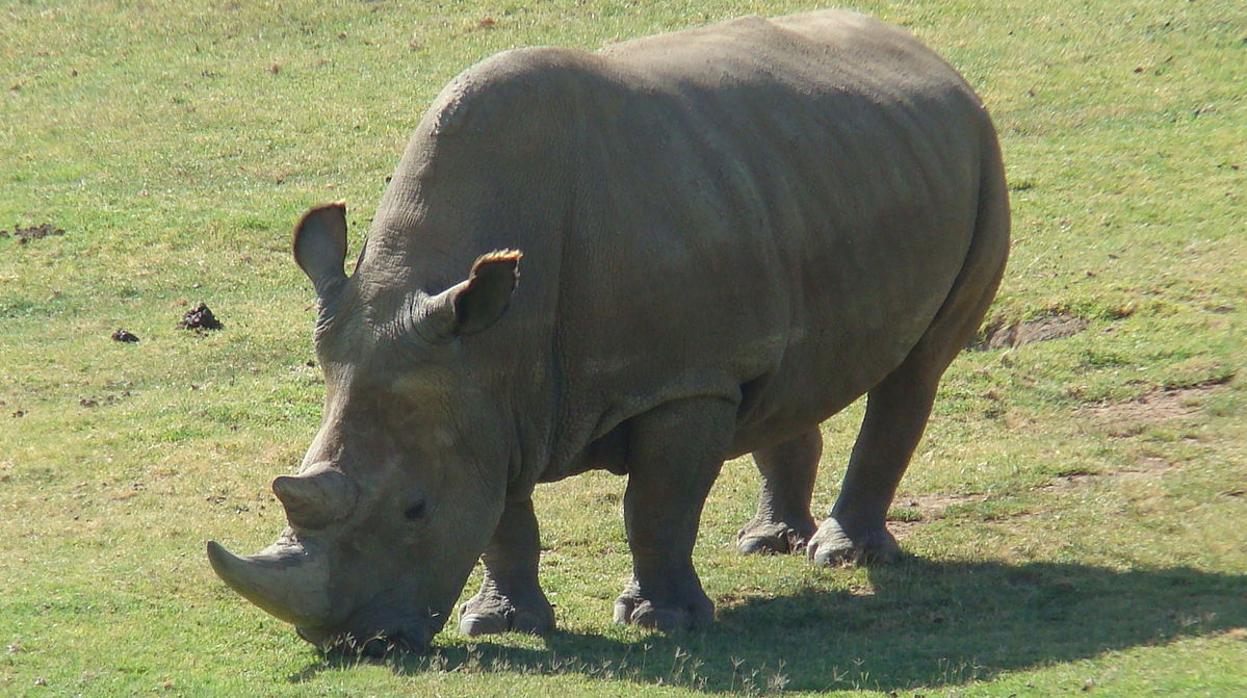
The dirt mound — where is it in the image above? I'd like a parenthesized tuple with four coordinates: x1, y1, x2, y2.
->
(0, 223, 65, 244)
(178, 304, 223, 331)
(968, 312, 1088, 351)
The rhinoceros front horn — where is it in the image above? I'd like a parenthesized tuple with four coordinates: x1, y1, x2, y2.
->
(271, 466, 359, 529)
(206, 539, 333, 627)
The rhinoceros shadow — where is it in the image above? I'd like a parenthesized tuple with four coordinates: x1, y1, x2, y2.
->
(292, 558, 1246, 692)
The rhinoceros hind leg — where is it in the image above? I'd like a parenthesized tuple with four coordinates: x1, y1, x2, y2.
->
(805, 359, 938, 567)
(459, 497, 555, 637)
(807, 298, 980, 567)
(613, 397, 735, 631)
(737, 429, 820, 555)
(809, 205, 1007, 567)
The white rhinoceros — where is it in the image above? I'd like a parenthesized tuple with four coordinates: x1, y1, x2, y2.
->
(208, 9, 1009, 653)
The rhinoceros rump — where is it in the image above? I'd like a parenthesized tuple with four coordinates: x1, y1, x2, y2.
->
(208, 9, 1009, 653)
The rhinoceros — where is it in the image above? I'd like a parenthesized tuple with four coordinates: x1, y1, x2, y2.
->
(207, 9, 1009, 653)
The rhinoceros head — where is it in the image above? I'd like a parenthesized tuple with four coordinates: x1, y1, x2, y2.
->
(207, 203, 521, 653)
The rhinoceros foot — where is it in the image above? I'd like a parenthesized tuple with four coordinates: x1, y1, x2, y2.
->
(806, 517, 901, 567)
(612, 578, 714, 633)
(458, 586, 555, 637)
(736, 517, 817, 555)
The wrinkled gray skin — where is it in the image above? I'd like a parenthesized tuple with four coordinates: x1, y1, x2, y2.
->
(207, 9, 1009, 654)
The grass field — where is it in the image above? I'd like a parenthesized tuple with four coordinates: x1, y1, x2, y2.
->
(2, 0, 1244, 695)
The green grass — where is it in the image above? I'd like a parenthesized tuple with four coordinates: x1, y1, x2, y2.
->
(2, 0, 1244, 695)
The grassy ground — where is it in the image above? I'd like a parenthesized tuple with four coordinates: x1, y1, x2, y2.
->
(2, 0, 1244, 695)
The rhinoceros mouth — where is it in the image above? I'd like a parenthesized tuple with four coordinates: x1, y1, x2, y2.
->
(296, 616, 435, 656)
(288, 584, 441, 656)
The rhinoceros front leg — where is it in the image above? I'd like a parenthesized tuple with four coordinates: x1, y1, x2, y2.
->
(458, 496, 555, 637)
(737, 428, 821, 555)
(613, 398, 734, 632)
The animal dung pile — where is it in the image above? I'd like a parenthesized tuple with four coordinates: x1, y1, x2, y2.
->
(0, 223, 65, 244)
(178, 303, 224, 331)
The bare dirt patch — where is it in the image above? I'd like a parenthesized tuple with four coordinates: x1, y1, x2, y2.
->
(1083, 378, 1231, 436)
(1038, 458, 1180, 493)
(892, 492, 989, 518)
(968, 312, 1088, 351)
(1116, 457, 1181, 481)
(889, 455, 1192, 538)
(887, 492, 990, 538)
(0, 223, 65, 244)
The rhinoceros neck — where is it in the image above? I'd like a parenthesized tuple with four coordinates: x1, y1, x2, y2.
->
(354, 58, 585, 494)
(360, 50, 583, 293)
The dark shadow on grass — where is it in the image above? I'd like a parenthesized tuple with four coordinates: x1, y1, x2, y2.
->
(290, 558, 1247, 692)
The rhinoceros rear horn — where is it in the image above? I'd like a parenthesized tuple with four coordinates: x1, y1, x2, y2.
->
(272, 466, 359, 530)
(293, 202, 349, 299)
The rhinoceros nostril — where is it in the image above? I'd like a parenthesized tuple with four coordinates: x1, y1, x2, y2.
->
(404, 500, 427, 521)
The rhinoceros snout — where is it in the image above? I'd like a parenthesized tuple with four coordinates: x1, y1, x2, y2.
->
(208, 537, 437, 654)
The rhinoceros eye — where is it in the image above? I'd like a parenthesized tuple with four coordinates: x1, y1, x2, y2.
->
(404, 500, 427, 522)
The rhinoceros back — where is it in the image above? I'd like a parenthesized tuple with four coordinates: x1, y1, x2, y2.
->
(541, 11, 1000, 457)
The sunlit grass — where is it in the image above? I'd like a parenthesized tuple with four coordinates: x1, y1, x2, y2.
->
(1, 0, 1244, 695)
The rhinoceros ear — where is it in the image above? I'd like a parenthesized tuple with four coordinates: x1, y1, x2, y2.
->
(421, 250, 522, 340)
(293, 202, 349, 299)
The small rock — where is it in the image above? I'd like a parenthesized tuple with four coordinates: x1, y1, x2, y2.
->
(111, 328, 140, 343)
